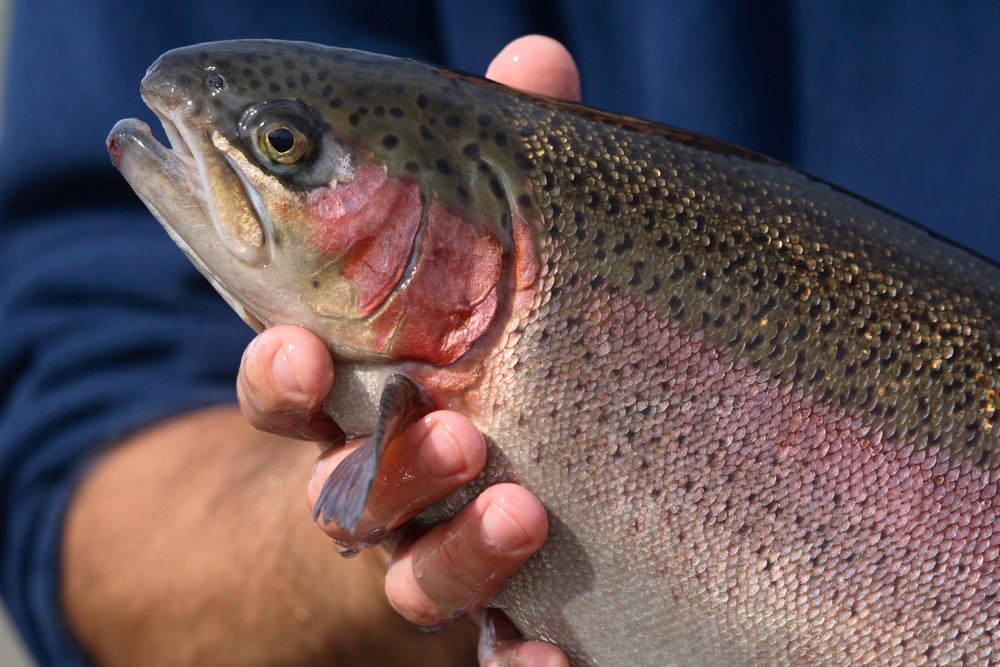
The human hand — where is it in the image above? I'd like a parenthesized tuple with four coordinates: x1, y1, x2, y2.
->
(237, 34, 579, 667)
(238, 324, 567, 666)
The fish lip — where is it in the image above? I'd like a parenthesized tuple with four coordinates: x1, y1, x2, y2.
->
(158, 114, 195, 162)
(141, 80, 271, 267)
(107, 116, 271, 332)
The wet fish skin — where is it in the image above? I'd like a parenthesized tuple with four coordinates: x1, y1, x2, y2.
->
(108, 40, 1000, 666)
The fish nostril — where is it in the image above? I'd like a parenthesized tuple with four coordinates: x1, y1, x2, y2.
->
(205, 71, 227, 93)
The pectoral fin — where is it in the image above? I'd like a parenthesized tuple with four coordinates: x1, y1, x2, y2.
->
(313, 373, 436, 532)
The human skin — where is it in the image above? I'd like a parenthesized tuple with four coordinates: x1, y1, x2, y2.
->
(62, 35, 577, 667)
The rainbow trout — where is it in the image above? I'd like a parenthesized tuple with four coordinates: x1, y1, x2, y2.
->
(108, 40, 1000, 665)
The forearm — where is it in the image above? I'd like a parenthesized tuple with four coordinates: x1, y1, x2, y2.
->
(60, 406, 475, 667)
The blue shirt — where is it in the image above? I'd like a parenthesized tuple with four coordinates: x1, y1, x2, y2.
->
(1, 1, 998, 664)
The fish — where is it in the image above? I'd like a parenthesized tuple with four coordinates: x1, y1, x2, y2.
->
(107, 39, 1000, 666)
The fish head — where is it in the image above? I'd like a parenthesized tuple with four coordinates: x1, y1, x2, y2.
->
(109, 40, 535, 365)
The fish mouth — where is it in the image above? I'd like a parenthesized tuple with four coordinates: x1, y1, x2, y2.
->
(148, 84, 274, 260)
(107, 116, 269, 332)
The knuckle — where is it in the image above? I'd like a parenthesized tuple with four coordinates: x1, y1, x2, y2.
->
(385, 568, 447, 627)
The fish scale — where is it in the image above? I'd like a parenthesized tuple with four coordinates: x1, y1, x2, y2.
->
(108, 40, 1000, 665)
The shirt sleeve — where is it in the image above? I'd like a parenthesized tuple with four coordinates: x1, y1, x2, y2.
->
(0, 209, 252, 665)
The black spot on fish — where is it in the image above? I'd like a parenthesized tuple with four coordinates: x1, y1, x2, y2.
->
(249, 79, 261, 90)
(457, 185, 469, 202)
(478, 113, 492, 127)
(348, 113, 360, 126)
(300, 72, 310, 86)
(405, 161, 420, 173)
(317, 68, 330, 80)
(489, 178, 504, 200)
(356, 82, 374, 96)
(541, 170, 556, 191)
(630, 261, 645, 284)
(329, 97, 343, 109)
(283, 59, 296, 70)
(612, 235, 634, 254)
(462, 143, 480, 159)
(178, 74, 192, 87)
(494, 132, 507, 147)
(517, 193, 532, 209)
(374, 106, 385, 117)
(416, 94, 429, 109)
(321, 84, 333, 97)
(262, 65, 274, 77)
(269, 82, 281, 93)
(976, 449, 991, 467)
(445, 114, 462, 128)
(284, 76, 297, 89)
(389, 107, 405, 118)
(643, 209, 658, 231)
(382, 135, 399, 149)
(419, 126, 434, 141)
(436, 159, 452, 175)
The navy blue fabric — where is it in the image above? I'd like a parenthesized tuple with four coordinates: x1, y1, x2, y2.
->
(0, 1, 997, 664)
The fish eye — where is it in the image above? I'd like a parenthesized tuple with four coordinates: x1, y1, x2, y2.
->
(238, 100, 322, 172)
(266, 127, 295, 154)
(258, 123, 310, 164)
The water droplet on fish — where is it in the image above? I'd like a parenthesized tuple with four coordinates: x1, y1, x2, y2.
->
(332, 539, 361, 558)
(331, 526, 387, 558)
(419, 623, 444, 634)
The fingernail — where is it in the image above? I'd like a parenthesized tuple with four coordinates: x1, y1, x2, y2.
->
(511, 644, 565, 667)
(421, 418, 468, 479)
(482, 500, 532, 553)
(272, 343, 302, 394)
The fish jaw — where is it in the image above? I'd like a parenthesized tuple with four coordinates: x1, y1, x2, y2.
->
(107, 117, 269, 331)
